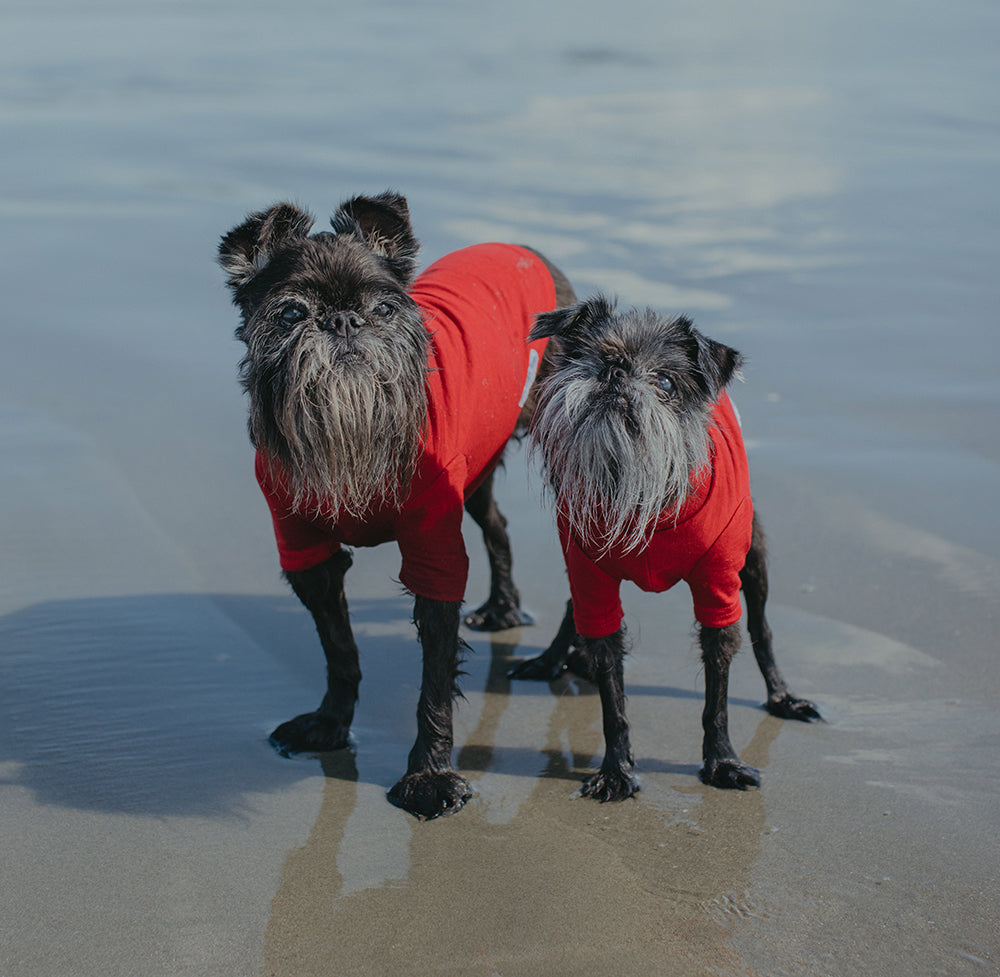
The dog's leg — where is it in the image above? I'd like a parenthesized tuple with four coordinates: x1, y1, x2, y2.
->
(698, 622, 761, 789)
(741, 514, 821, 722)
(577, 627, 639, 801)
(463, 470, 534, 631)
(387, 596, 473, 819)
(270, 550, 361, 755)
(507, 598, 575, 679)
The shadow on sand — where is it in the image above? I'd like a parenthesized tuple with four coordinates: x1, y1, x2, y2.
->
(0, 591, 774, 820)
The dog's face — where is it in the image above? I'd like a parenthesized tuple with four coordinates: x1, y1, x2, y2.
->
(218, 192, 430, 517)
(528, 295, 742, 553)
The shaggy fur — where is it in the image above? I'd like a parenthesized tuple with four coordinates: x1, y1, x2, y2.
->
(219, 192, 575, 819)
(510, 296, 820, 799)
(221, 197, 428, 518)
(528, 296, 724, 554)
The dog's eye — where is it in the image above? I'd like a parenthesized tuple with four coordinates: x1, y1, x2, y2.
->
(374, 302, 395, 320)
(656, 374, 675, 395)
(280, 304, 307, 327)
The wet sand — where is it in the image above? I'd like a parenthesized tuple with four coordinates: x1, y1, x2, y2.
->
(2, 1, 998, 974)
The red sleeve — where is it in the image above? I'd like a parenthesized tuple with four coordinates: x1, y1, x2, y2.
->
(686, 497, 752, 628)
(395, 464, 470, 602)
(254, 452, 342, 572)
(560, 520, 625, 639)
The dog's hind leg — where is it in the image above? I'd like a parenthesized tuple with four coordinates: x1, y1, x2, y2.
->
(740, 514, 821, 722)
(578, 626, 639, 801)
(507, 598, 575, 679)
(468, 251, 573, 635)
(270, 550, 361, 755)
(699, 623, 761, 789)
(387, 596, 474, 819)
(463, 469, 534, 631)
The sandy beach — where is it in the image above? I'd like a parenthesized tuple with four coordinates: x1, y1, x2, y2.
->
(2, 1, 998, 974)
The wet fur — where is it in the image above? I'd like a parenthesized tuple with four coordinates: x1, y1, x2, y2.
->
(528, 296, 721, 554)
(219, 192, 575, 819)
(510, 296, 820, 799)
(221, 198, 428, 517)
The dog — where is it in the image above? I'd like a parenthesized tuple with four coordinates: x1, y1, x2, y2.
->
(218, 191, 575, 819)
(508, 295, 820, 800)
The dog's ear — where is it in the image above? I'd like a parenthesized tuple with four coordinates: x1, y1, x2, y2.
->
(679, 316, 743, 395)
(218, 203, 314, 290)
(529, 294, 617, 343)
(331, 191, 420, 285)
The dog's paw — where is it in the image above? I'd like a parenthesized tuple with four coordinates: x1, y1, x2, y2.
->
(386, 770, 473, 820)
(507, 651, 567, 681)
(269, 712, 351, 756)
(766, 692, 822, 723)
(564, 647, 599, 682)
(700, 757, 761, 790)
(580, 767, 640, 802)
(464, 600, 534, 632)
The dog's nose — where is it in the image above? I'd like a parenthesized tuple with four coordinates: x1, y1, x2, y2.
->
(606, 364, 629, 384)
(324, 311, 364, 336)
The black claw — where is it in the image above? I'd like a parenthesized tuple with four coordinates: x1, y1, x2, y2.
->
(700, 758, 761, 790)
(580, 769, 640, 802)
(269, 712, 351, 755)
(767, 693, 822, 723)
(507, 654, 567, 681)
(386, 770, 473, 820)
(463, 602, 534, 632)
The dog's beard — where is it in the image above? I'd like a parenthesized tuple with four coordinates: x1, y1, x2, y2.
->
(531, 369, 711, 554)
(242, 324, 429, 519)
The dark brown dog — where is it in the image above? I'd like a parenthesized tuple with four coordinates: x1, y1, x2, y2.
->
(218, 192, 574, 818)
(509, 296, 819, 800)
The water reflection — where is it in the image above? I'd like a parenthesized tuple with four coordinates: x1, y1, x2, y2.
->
(261, 634, 784, 977)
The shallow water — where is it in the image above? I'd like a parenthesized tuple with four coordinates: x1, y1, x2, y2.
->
(2, 1, 998, 974)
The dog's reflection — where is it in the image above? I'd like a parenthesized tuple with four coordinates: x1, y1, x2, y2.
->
(261, 635, 782, 976)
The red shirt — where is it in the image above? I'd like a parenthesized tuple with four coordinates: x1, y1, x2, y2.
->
(561, 393, 753, 638)
(255, 243, 556, 601)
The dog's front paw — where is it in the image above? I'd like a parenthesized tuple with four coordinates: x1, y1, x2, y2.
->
(507, 649, 567, 681)
(464, 600, 534, 632)
(387, 770, 473, 820)
(269, 712, 351, 756)
(700, 757, 761, 790)
(580, 767, 640, 802)
(766, 692, 822, 723)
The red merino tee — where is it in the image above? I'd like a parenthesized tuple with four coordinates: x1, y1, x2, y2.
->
(561, 392, 753, 639)
(255, 243, 556, 601)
